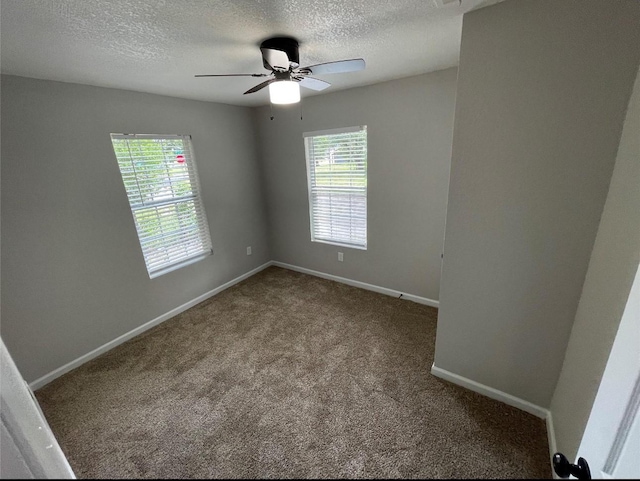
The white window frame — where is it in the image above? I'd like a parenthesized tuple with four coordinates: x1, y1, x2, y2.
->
(110, 133, 213, 278)
(303, 125, 368, 250)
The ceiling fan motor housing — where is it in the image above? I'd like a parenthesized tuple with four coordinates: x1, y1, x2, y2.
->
(195, 36, 364, 97)
(260, 37, 300, 69)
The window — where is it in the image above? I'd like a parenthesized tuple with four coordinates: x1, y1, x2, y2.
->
(110, 134, 213, 278)
(304, 126, 367, 249)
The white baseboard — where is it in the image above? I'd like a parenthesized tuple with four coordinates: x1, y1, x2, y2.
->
(431, 363, 559, 474)
(29, 261, 274, 391)
(431, 365, 560, 476)
(430, 363, 548, 419)
(272, 261, 439, 308)
(30, 260, 435, 390)
(28, 259, 558, 474)
(431, 364, 559, 472)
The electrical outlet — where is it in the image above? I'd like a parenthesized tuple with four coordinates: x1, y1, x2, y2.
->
(246, 246, 252, 255)
(338, 252, 344, 262)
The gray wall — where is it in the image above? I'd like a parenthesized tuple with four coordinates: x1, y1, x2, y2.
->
(434, 0, 640, 407)
(550, 65, 640, 459)
(255, 70, 457, 300)
(1, 75, 270, 383)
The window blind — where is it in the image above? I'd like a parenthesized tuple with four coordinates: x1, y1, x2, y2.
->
(304, 126, 367, 249)
(110, 134, 213, 278)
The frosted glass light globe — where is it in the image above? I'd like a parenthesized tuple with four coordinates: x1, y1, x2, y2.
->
(268, 81, 301, 104)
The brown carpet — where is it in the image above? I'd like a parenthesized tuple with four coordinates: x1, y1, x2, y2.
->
(36, 266, 550, 478)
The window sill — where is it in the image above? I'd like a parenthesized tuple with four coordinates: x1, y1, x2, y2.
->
(148, 250, 213, 279)
(311, 239, 367, 250)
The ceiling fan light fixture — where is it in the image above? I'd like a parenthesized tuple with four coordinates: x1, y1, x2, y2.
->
(268, 80, 300, 104)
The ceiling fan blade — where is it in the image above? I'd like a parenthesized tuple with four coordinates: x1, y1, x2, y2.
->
(295, 76, 331, 91)
(260, 47, 290, 71)
(243, 78, 276, 95)
(195, 73, 269, 78)
(300, 58, 366, 75)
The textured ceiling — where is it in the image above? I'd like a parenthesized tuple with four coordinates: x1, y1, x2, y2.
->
(0, 0, 500, 106)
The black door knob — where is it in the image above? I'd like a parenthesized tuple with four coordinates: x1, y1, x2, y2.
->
(553, 453, 591, 480)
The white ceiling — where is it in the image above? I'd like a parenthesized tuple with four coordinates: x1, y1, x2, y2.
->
(0, 0, 500, 106)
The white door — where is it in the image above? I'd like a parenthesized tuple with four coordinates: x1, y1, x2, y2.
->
(0, 338, 75, 479)
(574, 263, 640, 479)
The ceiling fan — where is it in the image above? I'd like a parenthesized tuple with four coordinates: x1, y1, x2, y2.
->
(195, 36, 365, 104)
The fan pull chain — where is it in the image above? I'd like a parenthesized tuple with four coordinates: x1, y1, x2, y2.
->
(299, 99, 303, 120)
(270, 103, 274, 121)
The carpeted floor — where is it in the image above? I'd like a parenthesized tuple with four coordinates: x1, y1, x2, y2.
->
(36, 266, 550, 478)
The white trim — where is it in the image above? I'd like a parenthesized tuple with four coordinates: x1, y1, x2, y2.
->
(29, 261, 273, 390)
(432, 363, 559, 475)
(430, 363, 548, 419)
(272, 261, 439, 308)
(304, 126, 368, 250)
(1, 340, 75, 478)
(303, 125, 365, 137)
(603, 372, 640, 474)
(547, 411, 559, 479)
(311, 238, 367, 251)
(110, 133, 191, 140)
(29, 260, 437, 390)
(431, 362, 559, 476)
(148, 250, 212, 279)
